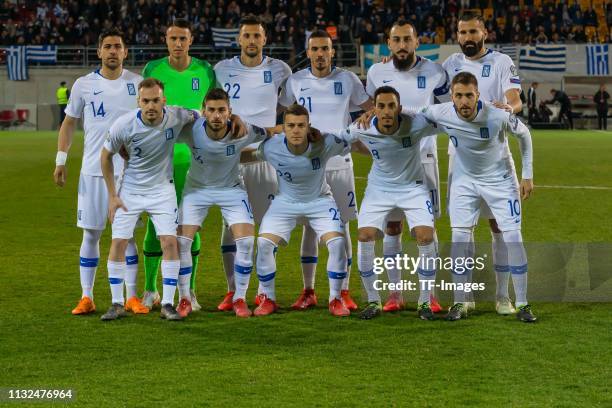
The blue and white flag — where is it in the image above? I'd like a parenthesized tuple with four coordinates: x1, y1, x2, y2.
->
(519, 44, 566, 72)
(26, 45, 57, 63)
(6, 46, 28, 81)
(586, 44, 609, 76)
(361, 44, 440, 71)
(493, 44, 519, 62)
(211, 27, 239, 48)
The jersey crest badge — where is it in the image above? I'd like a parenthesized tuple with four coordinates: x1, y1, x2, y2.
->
(127, 83, 136, 95)
(311, 157, 321, 170)
(482, 64, 491, 77)
(402, 136, 412, 147)
(192, 78, 200, 90)
(226, 145, 235, 156)
(479, 127, 490, 139)
(334, 82, 343, 95)
(264, 71, 272, 83)
(417, 76, 426, 89)
(165, 128, 174, 140)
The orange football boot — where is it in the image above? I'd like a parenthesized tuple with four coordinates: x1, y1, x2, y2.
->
(72, 296, 96, 315)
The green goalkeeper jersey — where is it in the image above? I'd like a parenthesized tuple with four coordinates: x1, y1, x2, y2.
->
(142, 56, 217, 164)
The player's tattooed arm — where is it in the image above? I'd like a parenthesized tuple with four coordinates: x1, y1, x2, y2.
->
(54, 115, 78, 187)
(229, 114, 248, 139)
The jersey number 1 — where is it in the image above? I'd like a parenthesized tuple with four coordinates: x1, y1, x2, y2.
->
(90, 101, 106, 117)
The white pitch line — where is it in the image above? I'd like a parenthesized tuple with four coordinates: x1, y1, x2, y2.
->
(353, 176, 612, 190)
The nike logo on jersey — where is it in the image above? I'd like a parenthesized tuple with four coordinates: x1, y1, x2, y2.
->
(382, 80, 392, 83)
(229, 74, 239, 77)
(300, 87, 310, 91)
(367, 141, 376, 144)
(454, 68, 461, 72)
(93, 90, 103, 95)
(278, 163, 286, 166)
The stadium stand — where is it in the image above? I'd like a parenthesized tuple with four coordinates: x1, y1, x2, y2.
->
(0, 0, 610, 47)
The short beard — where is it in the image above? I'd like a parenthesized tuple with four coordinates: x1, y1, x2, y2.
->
(392, 52, 415, 71)
(460, 37, 485, 58)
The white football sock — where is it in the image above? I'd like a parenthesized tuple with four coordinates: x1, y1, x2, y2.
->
(341, 223, 352, 291)
(79, 229, 103, 299)
(124, 238, 139, 299)
(358, 240, 380, 302)
(107, 260, 125, 305)
(383, 233, 402, 292)
(451, 227, 474, 304)
(161, 260, 180, 306)
(256, 237, 277, 300)
(220, 223, 236, 292)
(300, 225, 318, 290)
(326, 236, 347, 301)
(492, 231, 510, 298)
(503, 229, 529, 307)
(417, 241, 437, 305)
(233, 236, 255, 301)
(177, 236, 193, 301)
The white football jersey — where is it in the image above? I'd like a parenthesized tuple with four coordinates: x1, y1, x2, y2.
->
(442, 49, 521, 104)
(279, 67, 369, 170)
(214, 56, 291, 129)
(104, 106, 195, 193)
(183, 120, 267, 189)
(421, 101, 533, 185)
(443, 49, 522, 158)
(65, 69, 143, 176)
(256, 134, 350, 202)
(366, 57, 449, 161)
(342, 113, 434, 191)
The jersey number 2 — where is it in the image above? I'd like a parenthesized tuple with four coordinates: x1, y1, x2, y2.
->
(223, 83, 240, 99)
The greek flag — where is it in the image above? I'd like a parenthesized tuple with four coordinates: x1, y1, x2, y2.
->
(6, 46, 28, 81)
(211, 27, 240, 48)
(586, 44, 609, 76)
(493, 44, 519, 62)
(519, 44, 566, 72)
(26, 45, 57, 63)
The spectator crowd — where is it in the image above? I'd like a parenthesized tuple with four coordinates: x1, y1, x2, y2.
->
(1, 0, 611, 53)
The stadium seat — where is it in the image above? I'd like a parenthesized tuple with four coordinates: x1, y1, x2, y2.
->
(16, 109, 29, 123)
(0, 110, 16, 128)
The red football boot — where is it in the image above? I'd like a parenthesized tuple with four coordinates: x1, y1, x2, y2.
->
(253, 294, 278, 316)
(340, 290, 358, 311)
(217, 291, 235, 311)
(383, 292, 405, 312)
(232, 298, 252, 318)
(291, 288, 317, 310)
(329, 298, 350, 317)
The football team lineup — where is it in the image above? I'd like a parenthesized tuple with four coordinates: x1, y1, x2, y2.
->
(54, 14, 540, 323)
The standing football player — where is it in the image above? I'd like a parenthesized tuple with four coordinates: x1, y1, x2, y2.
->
(347, 87, 439, 320)
(421, 72, 536, 323)
(442, 12, 523, 314)
(214, 15, 292, 311)
(54, 28, 146, 316)
(100, 78, 196, 321)
(279, 30, 372, 311)
(241, 104, 355, 317)
(365, 21, 449, 313)
(176, 88, 277, 318)
(140, 19, 217, 311)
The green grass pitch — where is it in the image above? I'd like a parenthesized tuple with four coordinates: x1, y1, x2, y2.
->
(1, 130, 611, 407)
